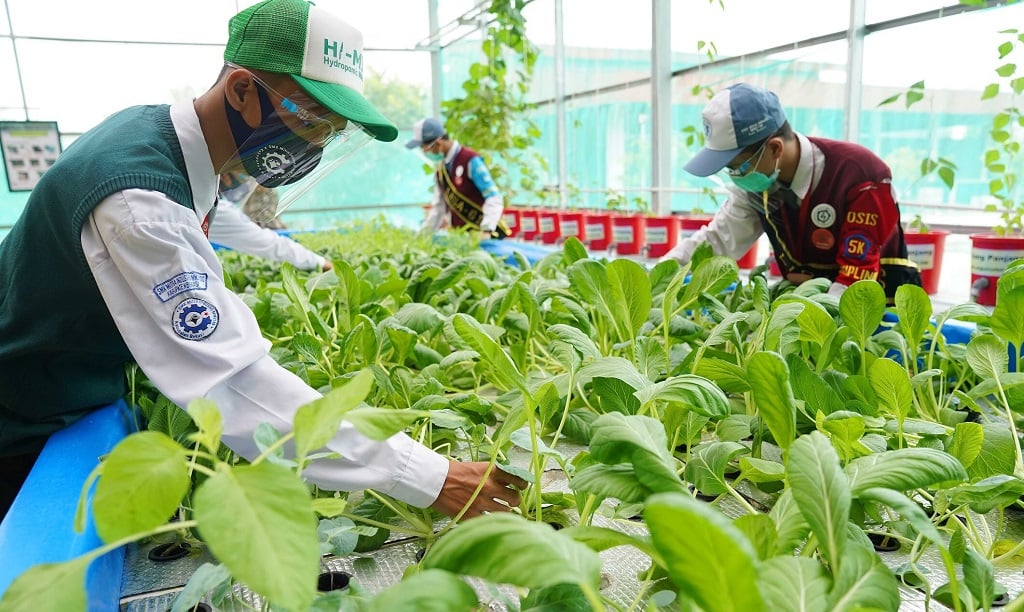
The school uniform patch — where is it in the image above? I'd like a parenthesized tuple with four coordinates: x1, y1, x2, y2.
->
(811, 228, 835, 250)
(172, 297, 219, 341)
(844, 234, 872, 260)
(810, 203, 836, 228)
(154, 271, 208, 302)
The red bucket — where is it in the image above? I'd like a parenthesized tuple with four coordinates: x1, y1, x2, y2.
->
(585, 212, 614, 251)
(904, 230, 948, 295)
(612, 214, 646, 255)
(559, 211, 586, 243)
(644, 215, 680, 258)
(501, 208, 521, 238)
(539, 209, 561, 244)
(970, 234, 1024, 306)
(518, 209, 540, 241)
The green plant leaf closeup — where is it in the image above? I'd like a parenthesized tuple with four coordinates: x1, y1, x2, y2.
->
(644, 492, 765, 612)
(364, 569, 479, 612)
(747, 351, 797, 451)
(422, 514, 602, 590)
(93, 431, 189, 542)
(839, 281, 886, 352)
(758, 556, 830, 612)
(787, 432, 851, 573)
(293, 369, 374, 462)
(846, 447, 967, 494)
(0, 557, 90, 612)
(194, 462, 319, 612)
(827, 543, 900, 611)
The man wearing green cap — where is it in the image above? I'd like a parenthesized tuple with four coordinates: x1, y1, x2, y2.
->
(0, 0, 523, 519)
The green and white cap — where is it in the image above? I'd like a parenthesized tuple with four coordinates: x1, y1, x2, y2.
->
(224, 0, 398, 142)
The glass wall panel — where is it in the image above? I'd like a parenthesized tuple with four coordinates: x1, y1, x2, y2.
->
(866, 0, 956, 24)
(559, 0, 651, 96)
(670, 0, 849, 71)
(859, 3, 1024, 224)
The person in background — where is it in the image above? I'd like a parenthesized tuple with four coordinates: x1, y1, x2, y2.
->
(405, 117, 510, 240)
(220, 170, 288, 229)
(0, 0, 523, 519)
(216, 171, 332, 272)
(661, 83, 921, 301)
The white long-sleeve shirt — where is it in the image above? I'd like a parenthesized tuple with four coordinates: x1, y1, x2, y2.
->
(78, 101, 448, 507)
(208, 199, 326, 271)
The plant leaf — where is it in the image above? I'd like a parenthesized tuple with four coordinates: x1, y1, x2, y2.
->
(683, 441, 747, 496)
(947, 421, 985, 470)
(194, 462, 319, 612)
(963, 548, 997, 609)
(787, 432, 850, 571)
(293, 370, 374, 462)
(839, 281, 886, 349)
(827, 543, 900, 612)
(644, 492, 766, 612)
(966, 334, 1009, 380)
(634, 374, 731, 418)
(364, 569, 479, 612)
(606, 258, 653, 343)
(570, 464, 653, 503)
(587, 412, 687, 494)
(422, 514, 602, 590)
(759, 556, 830, 612)
(856, 487, 941, 544)
(747, 351, 797, 451)
(846, 447, 967, 494)
(0, 557, 90, 612)
(452, 313, 527, 393)
(868, 358, 913, 420)
(93, 431, 190, 542)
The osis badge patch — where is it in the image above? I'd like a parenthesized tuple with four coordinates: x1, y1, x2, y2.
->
(172, 297, 219, 341)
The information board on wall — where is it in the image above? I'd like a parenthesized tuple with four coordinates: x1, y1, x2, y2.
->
(0, 121, 61, 191)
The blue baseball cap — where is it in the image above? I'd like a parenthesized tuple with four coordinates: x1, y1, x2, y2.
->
(405, 117, 445, 148)
(684, 83, 787, 177)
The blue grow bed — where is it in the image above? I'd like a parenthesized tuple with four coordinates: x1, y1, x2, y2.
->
(0, 401, 135, 610)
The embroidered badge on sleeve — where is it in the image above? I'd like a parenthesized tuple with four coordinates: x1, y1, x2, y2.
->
(172, 297, 219, 341)
(154, 272, 209, 302)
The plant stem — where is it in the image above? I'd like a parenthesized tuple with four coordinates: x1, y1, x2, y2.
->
(580, 582, 606, 611)
(363, 489, 433, 536)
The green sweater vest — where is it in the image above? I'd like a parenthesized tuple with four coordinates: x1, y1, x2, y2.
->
(0, 104, 195, 454)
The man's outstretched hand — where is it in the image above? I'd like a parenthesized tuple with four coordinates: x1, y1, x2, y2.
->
(430, 460, 527, 519)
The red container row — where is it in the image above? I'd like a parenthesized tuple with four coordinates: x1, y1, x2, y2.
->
(500, 208, 759, 268)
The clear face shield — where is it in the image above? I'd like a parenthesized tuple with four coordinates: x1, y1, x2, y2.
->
(217, 64, 373, 223)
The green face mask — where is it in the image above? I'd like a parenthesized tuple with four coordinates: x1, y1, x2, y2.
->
(727, 143, 779, 193)
(424, 151, 444, 163)
(730, 167, 779, 192)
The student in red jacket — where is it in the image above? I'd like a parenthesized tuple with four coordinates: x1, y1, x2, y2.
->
(662, 83, 921, 300)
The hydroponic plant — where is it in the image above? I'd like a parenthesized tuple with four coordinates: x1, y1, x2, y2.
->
(3, 218, 1024, 612)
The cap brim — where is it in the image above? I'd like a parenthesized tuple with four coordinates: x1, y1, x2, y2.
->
(683, 145, 744, 177)
(293, 75, 398, 143)
(404, 138, 423, 149)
